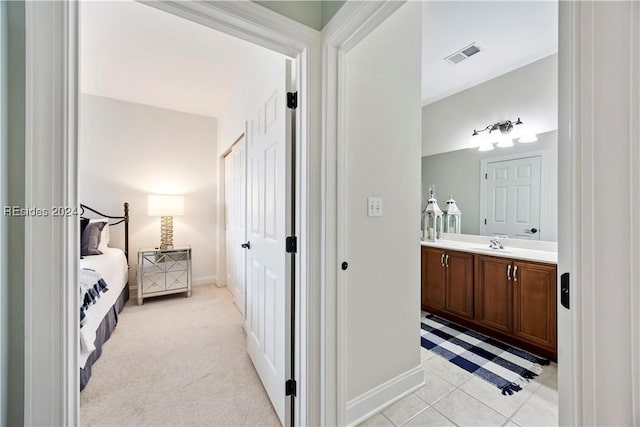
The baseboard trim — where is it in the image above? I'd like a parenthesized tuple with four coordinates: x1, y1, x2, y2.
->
(193, 275, 216, 286)
(346, 364, 425, 426)
(128, 276, 216, 294)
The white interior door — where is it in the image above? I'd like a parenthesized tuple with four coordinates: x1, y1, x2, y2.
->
(224, 154, 235, 293)
(225, 137, 247, 315)
(483, 156, 542, 240)
(245, 59, 292, 425)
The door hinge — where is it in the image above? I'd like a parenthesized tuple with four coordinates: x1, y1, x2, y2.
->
(561, 272, 570, 309)
(485, 173, 488, 179)
(287, 92, 298, 109)
(285, 379, 297, 396)
(484, 218, 487, 225)
(286, 236, 297, 253)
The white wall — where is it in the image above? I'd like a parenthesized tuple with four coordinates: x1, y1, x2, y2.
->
(343, 0, 422, 414)
(422, 54, 558, 156)
(79, 94, 218, 286)
(422, 130, 558, 241)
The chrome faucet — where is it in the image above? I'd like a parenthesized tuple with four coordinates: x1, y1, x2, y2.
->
(489, 235, 507, 249)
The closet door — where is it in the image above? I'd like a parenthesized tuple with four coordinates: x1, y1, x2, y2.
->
(231, 136, 246, 315)
(224, 153, 235, 295)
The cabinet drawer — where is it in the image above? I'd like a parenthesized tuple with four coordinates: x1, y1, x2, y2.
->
(142, 273, 165, 294)
(166, 270, 188, 290)
(166, 252, 189, 271)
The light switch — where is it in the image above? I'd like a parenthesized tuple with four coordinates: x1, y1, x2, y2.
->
(367, 197, 383, 217)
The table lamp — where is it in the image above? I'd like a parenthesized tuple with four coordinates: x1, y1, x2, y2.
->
(148, 194, 184, 249)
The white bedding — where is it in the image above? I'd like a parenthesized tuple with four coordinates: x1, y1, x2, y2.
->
(79, 247, 128, 368)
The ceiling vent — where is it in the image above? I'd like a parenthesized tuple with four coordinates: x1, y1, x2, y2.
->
(445, 43, 482, 65)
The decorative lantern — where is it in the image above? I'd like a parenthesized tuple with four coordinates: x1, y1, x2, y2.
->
(443, 195, 462, 234)
(423, 194, 443, 242)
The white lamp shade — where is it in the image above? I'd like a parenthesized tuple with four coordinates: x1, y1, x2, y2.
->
(519, 133, 538, 143)
(488, 129, 502, 143)
(148, 194, 184, 216)
(496, 135, 514, 148)
(478, 141, 495, 151)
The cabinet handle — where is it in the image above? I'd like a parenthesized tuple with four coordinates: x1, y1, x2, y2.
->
(507, 264, 512, 280)
(513, 265, 518, 282)
(445, 254, 449, 267)
(440, 254, 445, 267)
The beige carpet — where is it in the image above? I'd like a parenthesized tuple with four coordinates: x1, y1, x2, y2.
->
(80, 285, 281, 427)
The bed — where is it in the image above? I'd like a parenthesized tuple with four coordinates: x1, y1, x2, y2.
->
(79, 202, 129, 391)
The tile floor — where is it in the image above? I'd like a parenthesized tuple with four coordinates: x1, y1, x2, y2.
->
(360, 347, 558, 427)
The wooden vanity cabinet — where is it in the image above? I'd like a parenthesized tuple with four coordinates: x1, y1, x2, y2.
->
(475, 255, 557, 355)
(421, 247, 473, 319)
(422, 247, 446, 311)
(512, 260, 557, 350)
(474, 256, 513, 334)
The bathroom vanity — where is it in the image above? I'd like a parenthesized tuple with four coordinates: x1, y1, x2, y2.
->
(421, 237, 557, 360)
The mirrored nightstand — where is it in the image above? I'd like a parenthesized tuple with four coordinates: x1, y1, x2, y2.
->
(137, 245, 192, 305)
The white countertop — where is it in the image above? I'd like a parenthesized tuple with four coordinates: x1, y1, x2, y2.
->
(420, 234, 557, 264)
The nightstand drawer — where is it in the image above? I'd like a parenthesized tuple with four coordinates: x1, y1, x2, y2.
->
(166, 271, 188, 290)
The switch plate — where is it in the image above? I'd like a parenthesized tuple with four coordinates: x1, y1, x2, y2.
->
(367, 197, 383, 217)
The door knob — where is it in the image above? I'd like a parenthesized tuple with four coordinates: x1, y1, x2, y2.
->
(524, 228, 538, 234)
(241, 241, 251, 249)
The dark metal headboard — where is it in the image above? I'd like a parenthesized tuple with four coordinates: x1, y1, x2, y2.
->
(80, 202, 129, 263)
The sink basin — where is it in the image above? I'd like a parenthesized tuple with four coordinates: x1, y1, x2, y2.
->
(465, 245, 513, 255)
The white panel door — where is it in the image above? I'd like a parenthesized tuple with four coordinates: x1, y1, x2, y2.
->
(484, 156, 542, 240)
(226, 137, 247, 315)
(245, 60, 292, 425)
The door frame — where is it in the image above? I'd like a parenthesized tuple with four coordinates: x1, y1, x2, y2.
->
(479, 150, 548, 240)
(21, 1, 640, 426)
(23, 2, 321, 425)
(322, 2, 415, 425)
(321, 1, 640, 426)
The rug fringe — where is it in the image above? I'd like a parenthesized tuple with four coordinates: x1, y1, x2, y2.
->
(530, 363, 543, 375)
(501, 382, 523, 395)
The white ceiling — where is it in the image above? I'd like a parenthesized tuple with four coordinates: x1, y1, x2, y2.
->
(81, 1, 558, 116)
(421, 1, 558, 106)
(80, 1, 283, 118)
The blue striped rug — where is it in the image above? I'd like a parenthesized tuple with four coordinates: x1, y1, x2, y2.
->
(421, 314, 550, 395)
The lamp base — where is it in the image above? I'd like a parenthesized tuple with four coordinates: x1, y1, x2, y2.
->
(160, 216, 174, 250)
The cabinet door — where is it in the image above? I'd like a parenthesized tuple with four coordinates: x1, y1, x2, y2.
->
(513, 261, 557, 350)
(475, 255, 512, 333)
(445, 250, 474, 319)
(422, 247, 446, 311)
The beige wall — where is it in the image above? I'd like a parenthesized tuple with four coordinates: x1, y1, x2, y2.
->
(422, 54, 558, 157)
(79, 94, 218, 286)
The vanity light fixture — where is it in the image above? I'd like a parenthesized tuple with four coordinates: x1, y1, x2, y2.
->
(470, 118, 537, 151)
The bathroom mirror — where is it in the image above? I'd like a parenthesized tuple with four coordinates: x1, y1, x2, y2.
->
(421, 129, 557, 242)
(419, 1, 558, 242)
